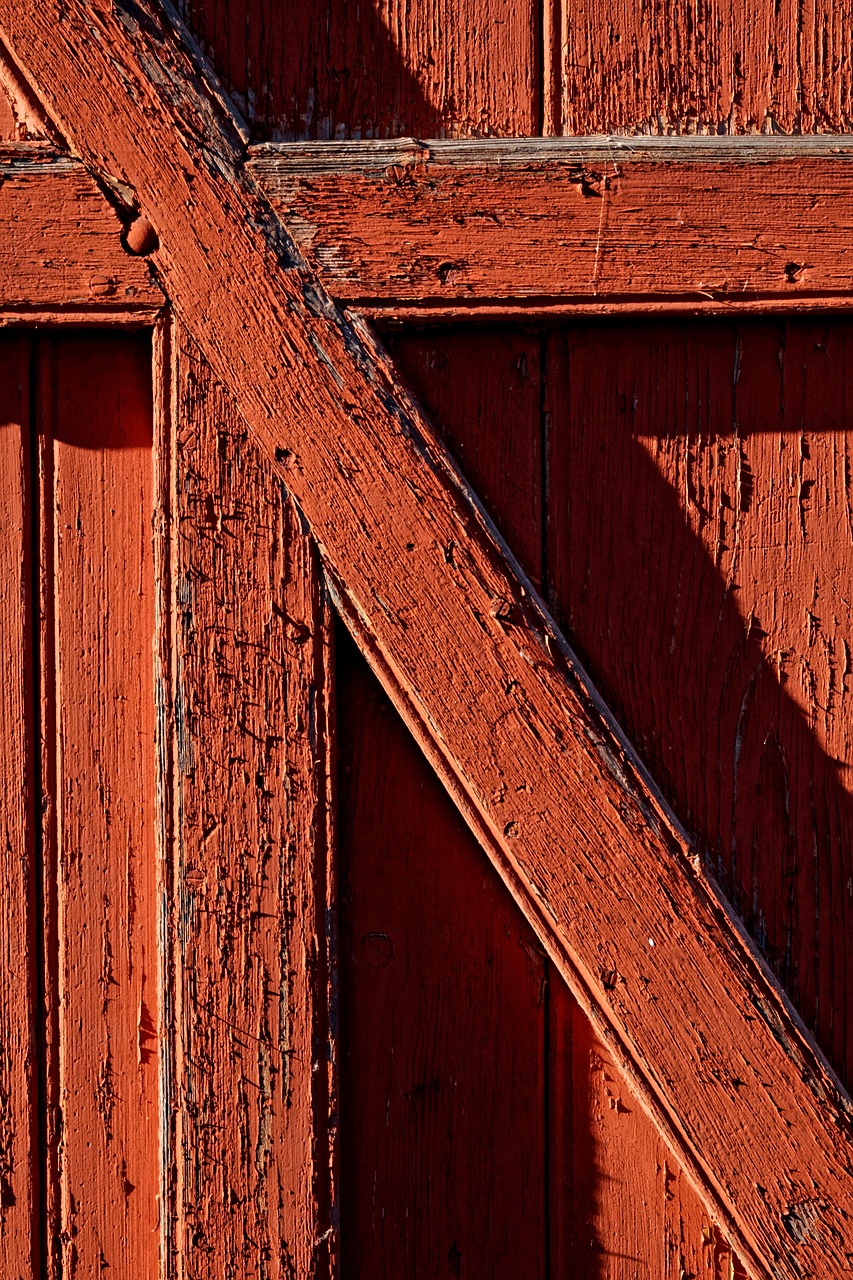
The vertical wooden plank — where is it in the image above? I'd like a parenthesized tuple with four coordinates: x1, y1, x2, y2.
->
(555, 1002, 747, 1280)
(545, 316, 853, 1093)
(336, 626, 547, 1278)
(338, 329, 546, 1274)
(0, 335, 38, 1278)
(41, 333, 160, 1278)
(561, 0, 853, 135)
(173, 329, 334, 1279)
(178, 0, 539, 140)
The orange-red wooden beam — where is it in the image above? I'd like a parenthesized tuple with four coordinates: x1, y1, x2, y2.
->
(250, 137, 853, 313)
(2, 5, 851, 1277)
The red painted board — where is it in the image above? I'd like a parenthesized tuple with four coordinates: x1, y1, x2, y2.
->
(178, 0, 539, 140)
(387, 325, 747, 1277)
(560, 0, 853, 135)
(0, 335, 39, 1277)
(253, 149, 853, 309)
(337, 327, 546, 1275)
(0, 159, 163, 316)
(546, 316, 853, 1090)
(172, 329, 335, 1277)
(385, 328, 543, 587)
(0, 42, 54, 141)
(38, 333, 160, 1279)
(10, 7, 851, 1266)
(336, 623, 547, 1277)
(549, 985, 748, 1280)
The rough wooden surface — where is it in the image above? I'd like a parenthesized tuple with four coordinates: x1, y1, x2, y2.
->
(39, 333, 160, 1278)
(5, 5, 853, 1274)
(178, 0, 853, 139)
(0, 153, 163, 316)
(178, 0, 539, 140)
(386, 328, 543, 585)
(172, 328, 335, 1279)
(381, 327, 747, 1277)
(545, 316, 853, 1093)
(557, 997, 749, 1280)
(0, 336, 38, 1279)
(0, 40, 54, 140)
(337, 330, 546, 1275)
(390, 310, 853, 1104)
(336, 642, 752, 1280)
(337, 626, 548, 1276)
(560, 0, 853, 136)
(251, 143, 853, 308)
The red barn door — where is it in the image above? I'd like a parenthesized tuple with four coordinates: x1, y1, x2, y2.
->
(1, 3, 852, 1278)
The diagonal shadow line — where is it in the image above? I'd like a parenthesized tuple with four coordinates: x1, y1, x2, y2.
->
(175, 5, 850, 1270)
(545, 313, 852, 1102)
(180, 0, 448, 142)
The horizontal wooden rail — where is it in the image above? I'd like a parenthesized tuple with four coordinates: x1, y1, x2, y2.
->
(250, 137, 853, 314)
(0, 146, 163, 316)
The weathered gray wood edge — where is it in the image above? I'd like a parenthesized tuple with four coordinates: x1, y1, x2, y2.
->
(0, 147, 77, 171)
(249, 134, 853, 178)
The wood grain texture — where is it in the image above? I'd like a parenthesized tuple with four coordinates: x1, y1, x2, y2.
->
(6, 7, 851, 1273)
(177, 0, 538, 141)
(0, 336, 38, 1278)
(0, 153, 163, 315)
(552, 993, 748, 1280)
(337, 626, 547, 1277)
(39, 333, 160, 1278)
(385, 327, 543, 586)
(338, 330, 546, 1275)
(560, 0, 853, 135)
(172, 328, 335, 1279)
(387, 326, 745, 1278)
(251, 143, 853, 308)
(546, 316, 853, 1092)
(0, 40, 54, 140)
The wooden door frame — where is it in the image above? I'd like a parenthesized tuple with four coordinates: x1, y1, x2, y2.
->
(1, 5, 851, 1277)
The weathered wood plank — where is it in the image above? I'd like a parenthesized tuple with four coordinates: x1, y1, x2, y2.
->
(0, 335, 38, 1278)
(384, 326, 746, 1275)
(178, 0, 539, 140)
(172, 328, 335, 1278)
(338, 330, 546, 1274)
(546, 316, 853, 1093)
(373, 330, 742, 1280)
(41, 333, 160, 1277)
(337, 627, 547, 1277)
(250, 140, 853, 307)
(0, 153, 163, 314)
(555, 999, 749, 1280)
(5, 7, 851, 1275)
(559, 0, 853, 136)
(385, 328, 543, 587)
